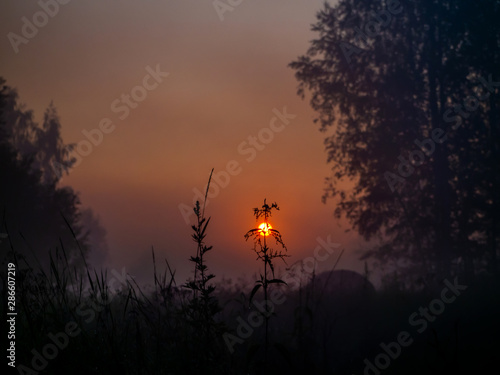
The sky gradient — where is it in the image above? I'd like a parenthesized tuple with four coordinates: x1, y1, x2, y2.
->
(0, 0, 367, 285)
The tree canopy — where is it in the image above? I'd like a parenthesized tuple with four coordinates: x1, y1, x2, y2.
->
(290, 0, 500, 287)
(0, 77, 104, 270)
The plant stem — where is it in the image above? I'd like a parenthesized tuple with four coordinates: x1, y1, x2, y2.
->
(263, 228, 268, 367)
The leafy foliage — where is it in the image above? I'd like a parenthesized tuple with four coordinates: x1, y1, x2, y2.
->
(0, 78, 91, 269)
(290, 0, 500, 286)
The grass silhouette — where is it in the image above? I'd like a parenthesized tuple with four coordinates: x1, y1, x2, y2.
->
(1, 176, 499, 374)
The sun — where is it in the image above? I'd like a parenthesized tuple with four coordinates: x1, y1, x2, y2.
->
(258, 222, 272, 236)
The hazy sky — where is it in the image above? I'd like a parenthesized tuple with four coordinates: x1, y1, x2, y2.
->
(0, 0, 367, 285)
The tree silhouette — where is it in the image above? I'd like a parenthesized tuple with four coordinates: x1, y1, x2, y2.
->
(1, 80, 75, 185)
(290, 0, 500, 286)
(0, 77, 94, 270)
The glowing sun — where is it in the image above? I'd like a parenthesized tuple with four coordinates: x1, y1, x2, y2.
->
(258, 222, 272, 236)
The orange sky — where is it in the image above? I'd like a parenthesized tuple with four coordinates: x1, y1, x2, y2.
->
(0, 0, 368, 285)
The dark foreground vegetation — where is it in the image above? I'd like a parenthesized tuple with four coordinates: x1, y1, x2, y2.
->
(1, 207, 499, 375)
(2, 0, 500, 373)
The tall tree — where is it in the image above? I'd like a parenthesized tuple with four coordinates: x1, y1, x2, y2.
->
(35, 102, 75, 186)
(1, 81, 74, 185)
(0, 78, 97, 270)
(290, 0, 500, 287)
